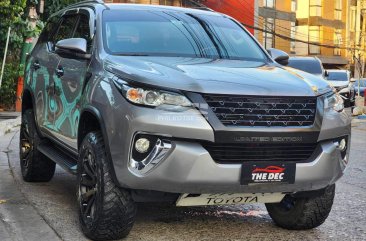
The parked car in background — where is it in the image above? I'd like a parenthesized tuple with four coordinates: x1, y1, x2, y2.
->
(287, 56, 327, 79)
(354, 78, 366, 97)
(326, 70, 355, 107)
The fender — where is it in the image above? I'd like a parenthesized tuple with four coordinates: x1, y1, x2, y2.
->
(78, 105, 122, 187)
(22, 87, 44, 138)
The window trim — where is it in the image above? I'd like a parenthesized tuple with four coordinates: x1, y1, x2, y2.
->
(291, 0, 297, 12)
(290, 21, 296, 53)
(309, 0, 322, 17)
(51, 14, 79, 52)
(263, 0, 275, 8)
(334, 28, 342, 56)
(50, 8, 94, 54)
(308, 26, 320, 55)
(263, 18, 275, 49)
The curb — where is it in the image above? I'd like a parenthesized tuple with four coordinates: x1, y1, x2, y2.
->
(0, 117, 21, 137)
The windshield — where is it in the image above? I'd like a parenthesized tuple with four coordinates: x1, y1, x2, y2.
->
(102, 10, 267, 61)
(357, 80, 366, 87)
(327, 71, 348, 81)
(287, 59, 322, 75)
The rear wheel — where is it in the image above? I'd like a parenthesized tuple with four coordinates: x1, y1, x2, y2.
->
(77, 131, 136, 241)
(265, 184, 335, 230)
(19, 109, 55, 182)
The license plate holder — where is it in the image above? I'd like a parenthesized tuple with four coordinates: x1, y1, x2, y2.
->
(241, 162, 296, 185)
(176, 193, 285, 206)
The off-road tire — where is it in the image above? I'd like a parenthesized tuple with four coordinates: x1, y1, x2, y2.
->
(266, 184, 335, 230)
(19, 109, 56, 182)
(77, 131, 136, 241)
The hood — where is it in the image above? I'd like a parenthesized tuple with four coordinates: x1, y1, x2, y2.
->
(104, 56, 331, 96)
(327, 80, 349, 88)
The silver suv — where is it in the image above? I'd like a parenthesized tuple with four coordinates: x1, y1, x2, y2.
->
(21, 1, 351, 240)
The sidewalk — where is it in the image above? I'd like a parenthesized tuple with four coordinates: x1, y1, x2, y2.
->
(0, 113, 21, 136)
(0, 112, 20, 121)
(0, 129, 61, 241)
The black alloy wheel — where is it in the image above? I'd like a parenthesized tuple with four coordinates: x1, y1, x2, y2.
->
(19, 109, 55, 182)
(78, 149, 98, 223)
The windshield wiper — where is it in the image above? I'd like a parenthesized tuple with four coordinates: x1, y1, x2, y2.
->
(114, 53, 150, 56)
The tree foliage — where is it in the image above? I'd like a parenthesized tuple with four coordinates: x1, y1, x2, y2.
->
(0, 0, 27, 109)
(0, 0, 83, 109)
(43, 0, 83, 20)
(0, 63, 18, 110)
(0, 0, 28, 58)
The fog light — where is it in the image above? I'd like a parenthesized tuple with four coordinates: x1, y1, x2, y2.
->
(129, 137, 172, 175)
(334, 137, 348, 161)
(338, 139, 346, 151)
(135, 138, 150, 153)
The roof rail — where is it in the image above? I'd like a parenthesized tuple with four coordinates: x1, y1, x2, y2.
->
(67, 0, 104, 8)
(192, 7, 214, 12)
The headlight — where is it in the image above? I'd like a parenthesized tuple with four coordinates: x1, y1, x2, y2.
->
(112, 78, 192, 110)
(326, 93, 344, 112)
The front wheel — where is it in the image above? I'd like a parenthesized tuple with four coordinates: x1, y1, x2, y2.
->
(265, 184, 335, 230)
(77, 131, 136, 241)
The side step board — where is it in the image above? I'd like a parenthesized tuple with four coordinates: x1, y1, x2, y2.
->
(38, 142, 78, 175)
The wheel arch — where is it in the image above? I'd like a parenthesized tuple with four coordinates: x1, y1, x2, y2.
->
(21, 88, 44, 137)
(22, 88, 34, 112)
(78, 107, 103, 149)
(78, 106, 121, 186)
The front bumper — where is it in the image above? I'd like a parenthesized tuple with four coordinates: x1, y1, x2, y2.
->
(98, 83, 351, 194)
(117, 136, 349, 194)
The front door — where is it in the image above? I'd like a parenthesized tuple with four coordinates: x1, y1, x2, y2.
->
(52, 11, 93, 149)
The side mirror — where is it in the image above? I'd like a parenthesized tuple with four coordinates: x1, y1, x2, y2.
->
(55, 38, 90, 59)
(267, 48, 289, 66)
(350, 78, 356, 83)
(324, 70, 329, 78)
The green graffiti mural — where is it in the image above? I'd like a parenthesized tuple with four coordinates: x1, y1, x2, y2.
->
(25, 54, 84, 140)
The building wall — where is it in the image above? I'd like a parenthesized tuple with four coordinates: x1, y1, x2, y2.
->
(347, 0, 366, 78)
(256, 0, 295, 52)
(105, 0, 184, 6)
(295, 0, 348, 67)
(275, 19, 292, 53)
(203, 0, 256, 35)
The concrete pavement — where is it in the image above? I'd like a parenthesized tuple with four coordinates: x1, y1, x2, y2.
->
(0, 131, 61, 241)
(0, 119, 366, 240)
(0, 113, 20, 136)
(0, 112, 20, 120)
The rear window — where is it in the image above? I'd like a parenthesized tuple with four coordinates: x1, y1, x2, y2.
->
(357, 80, 366, 87)
(327, 72, 348, 81)
(287, 59, 322, 75)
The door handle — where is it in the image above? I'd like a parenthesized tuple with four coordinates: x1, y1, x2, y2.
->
(46, 83, 54, 95)
(33, 61, 40, 70)
(56, 66, 64, 77)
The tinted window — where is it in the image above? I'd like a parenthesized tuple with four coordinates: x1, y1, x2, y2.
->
(39, 16, 59, 44)
(102, 10, 267, 61)
(327, 72, 348, 81)
(74, 14, 92, 52)
(287, 59, 322, 75)
(54, 15, 78, 45)
(357, 80, 366, 87)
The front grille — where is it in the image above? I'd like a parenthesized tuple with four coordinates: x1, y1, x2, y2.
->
(203, 95, 317, 127)
(202, 142, 318, 164)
